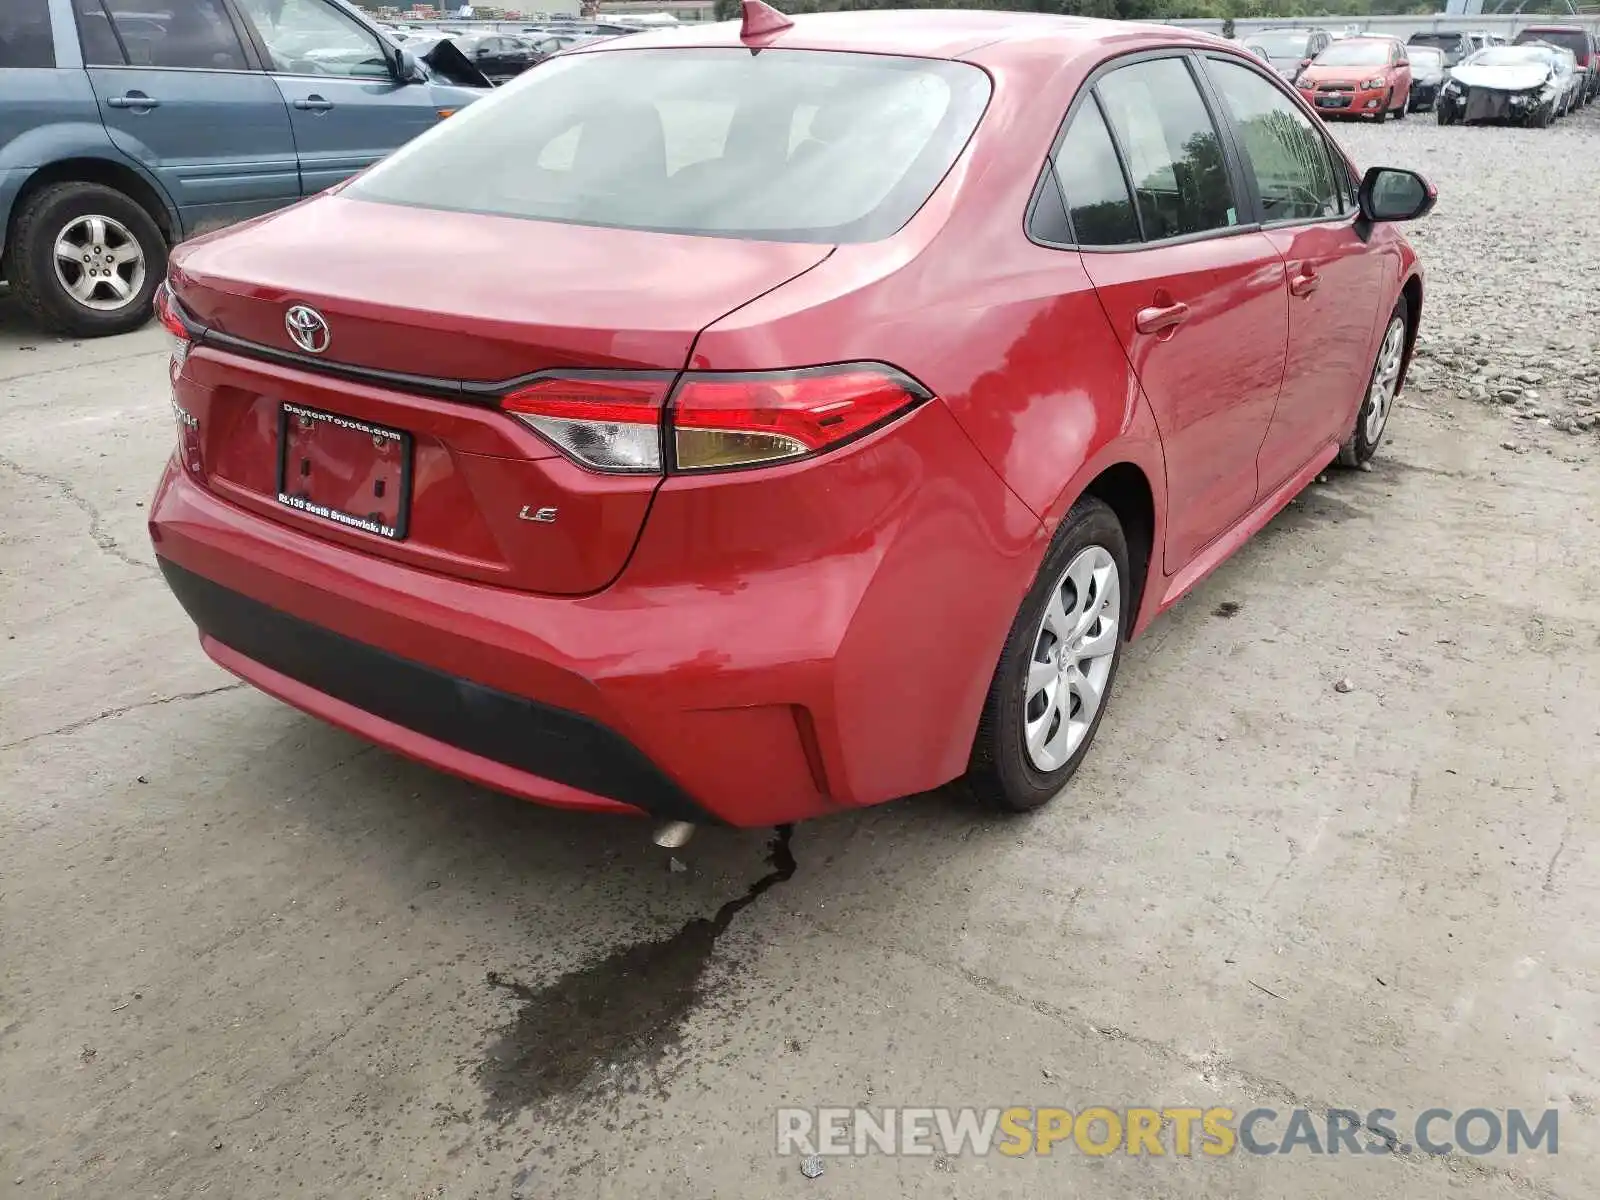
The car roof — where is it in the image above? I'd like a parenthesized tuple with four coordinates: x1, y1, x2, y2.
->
(569, 10, 1225, 63)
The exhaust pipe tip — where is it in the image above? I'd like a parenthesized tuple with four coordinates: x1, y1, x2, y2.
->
(652, 820, 696, 849)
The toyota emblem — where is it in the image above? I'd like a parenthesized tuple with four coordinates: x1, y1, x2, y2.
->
(285, 305, 330, 354)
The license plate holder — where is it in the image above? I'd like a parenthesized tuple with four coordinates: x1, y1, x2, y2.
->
(1316, 96, 1348, 108)
(276, 402, 412, 540)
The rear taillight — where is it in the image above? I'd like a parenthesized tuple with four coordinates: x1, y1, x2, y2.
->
(670, 366, 926, 472)
(502, 375, 670, 474)
(154, 282, 191, 381)
(500, 365, 928, 476)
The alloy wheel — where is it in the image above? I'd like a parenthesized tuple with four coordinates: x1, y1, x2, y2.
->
(1366, 316, 1405, 445)
(1022, 545, 1120, 772)
(52, 214, 146, 312)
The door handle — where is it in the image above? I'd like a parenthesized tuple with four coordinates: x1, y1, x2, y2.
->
(293, 96, 335, 112)
(1289, 267, 1320, 297)
(106, 92, 159, 109)
(1134, 301, 1190, 335)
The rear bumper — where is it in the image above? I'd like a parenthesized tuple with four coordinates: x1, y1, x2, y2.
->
(148, 395, 1044, 826)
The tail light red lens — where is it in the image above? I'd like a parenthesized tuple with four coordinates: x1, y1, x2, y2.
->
(500, 364, 927, 476)
(154, 282, 191, 382)
(670, 366, 928, 472)
(501, 375, 671, 474)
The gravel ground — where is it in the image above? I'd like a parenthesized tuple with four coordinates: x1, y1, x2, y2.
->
(1333, 102, 1600, 449)
(2, 115, 1598, 1199)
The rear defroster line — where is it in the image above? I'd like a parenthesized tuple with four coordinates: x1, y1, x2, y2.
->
(477, 825, 797, 1121)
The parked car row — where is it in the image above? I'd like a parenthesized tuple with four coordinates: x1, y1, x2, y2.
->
(1250, 24, 1598, 126)
(0, 0, 490, 336)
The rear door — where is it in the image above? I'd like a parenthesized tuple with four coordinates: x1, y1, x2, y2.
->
(229, 0, 442, 196)
(75, 0, 300, 234)
(1201, 54, 1382, 495)
(1065, 53, 1288, 572)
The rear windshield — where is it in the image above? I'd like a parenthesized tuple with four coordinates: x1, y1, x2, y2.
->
(1516, 30, 1587, 56)
(1248, 32, 1312, 56)
(349, 47, 991, 244)
(1409, 33, 1465, 50)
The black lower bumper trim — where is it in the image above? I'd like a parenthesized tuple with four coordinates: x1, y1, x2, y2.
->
(157, 558, 709, 822)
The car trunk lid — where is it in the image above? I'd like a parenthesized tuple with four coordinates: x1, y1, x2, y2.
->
(168, 196, 833, 595)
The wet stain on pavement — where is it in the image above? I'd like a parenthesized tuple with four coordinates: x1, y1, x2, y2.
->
(1211, 601, 1242, 618)
(477, 825, 796, 1122)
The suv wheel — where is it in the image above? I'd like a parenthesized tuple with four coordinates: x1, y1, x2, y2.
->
(9, 182, 167, 337)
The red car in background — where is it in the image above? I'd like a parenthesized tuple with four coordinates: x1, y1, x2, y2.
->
(149, 7, 1433, 828)
(1298, 36, 1414, 118)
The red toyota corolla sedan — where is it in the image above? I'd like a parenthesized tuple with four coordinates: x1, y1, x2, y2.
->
(148, 7, 1433, 827)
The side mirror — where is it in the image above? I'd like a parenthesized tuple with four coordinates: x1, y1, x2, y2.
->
(394, 46, 424, 83)
(1359, 166, 1436, 223)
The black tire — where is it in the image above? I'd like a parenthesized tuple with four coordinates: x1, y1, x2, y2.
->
(964, 496, 1130, 813)
(1339, 298, 1408, 468)
(8, 181, 167, 337)
(1529, 102, 1552, 129)
(1437, 104, 1455, 126)
(1393, 91, 1407, 119)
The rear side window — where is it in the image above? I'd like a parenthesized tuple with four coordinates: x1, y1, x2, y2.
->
(1051, 100, 1140, 246)
(0, 0, 56, 68)
(1207, 59, 1340, 222)
(350, 48, 991, 244)
(1094, 57, 1238, 241)
(104, 0, 250, 70)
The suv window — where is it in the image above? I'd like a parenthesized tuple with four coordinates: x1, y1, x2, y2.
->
(1051, 99, 1140, 246)
(1207, 59, 1340, 223)
(234, 0, 393, 78)
(0, 0, 55, 68)
(103, 0, 250, 70)
(1093, 57, 1238, 242)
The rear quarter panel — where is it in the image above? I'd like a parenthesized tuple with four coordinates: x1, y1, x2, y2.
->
(682, 35, 1178, 794)
(0, 67, 179, 260)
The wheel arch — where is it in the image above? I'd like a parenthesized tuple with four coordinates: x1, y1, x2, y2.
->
(4, 157, 178, 272)
(1398, 270, 1423, 389)
(1078, 463, 1157, 641)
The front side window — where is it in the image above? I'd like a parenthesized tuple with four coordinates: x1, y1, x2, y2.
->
(1207, 59, 1339, 223)
(1051, 99, 1140, 246)
(350, 48, 991, 244)
(234, 0, 392, 78)
(1093, 57, 1237, 241)
(0, 0, 55, 68)
(102, 0, 249, 70)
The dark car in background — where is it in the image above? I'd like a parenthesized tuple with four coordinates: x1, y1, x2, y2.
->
(1407, 30, 1475, 71)
(0, 0, 486, 337)
(403, 33, 544, 84)
(1515, 25, 1598, 102)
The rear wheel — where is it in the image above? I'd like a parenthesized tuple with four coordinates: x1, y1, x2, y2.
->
(1339, 302, 1407, 468)
(964, 497, 1129, 813)
(8, 181, 166, 337)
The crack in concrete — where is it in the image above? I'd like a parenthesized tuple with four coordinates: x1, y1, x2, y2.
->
(0, 345, 167, 387)
(0, 454, 154, 575)
(1, 683, 246, 752)
(838, 929, 1566, 1198)
(1543, 813, 1573, 895)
